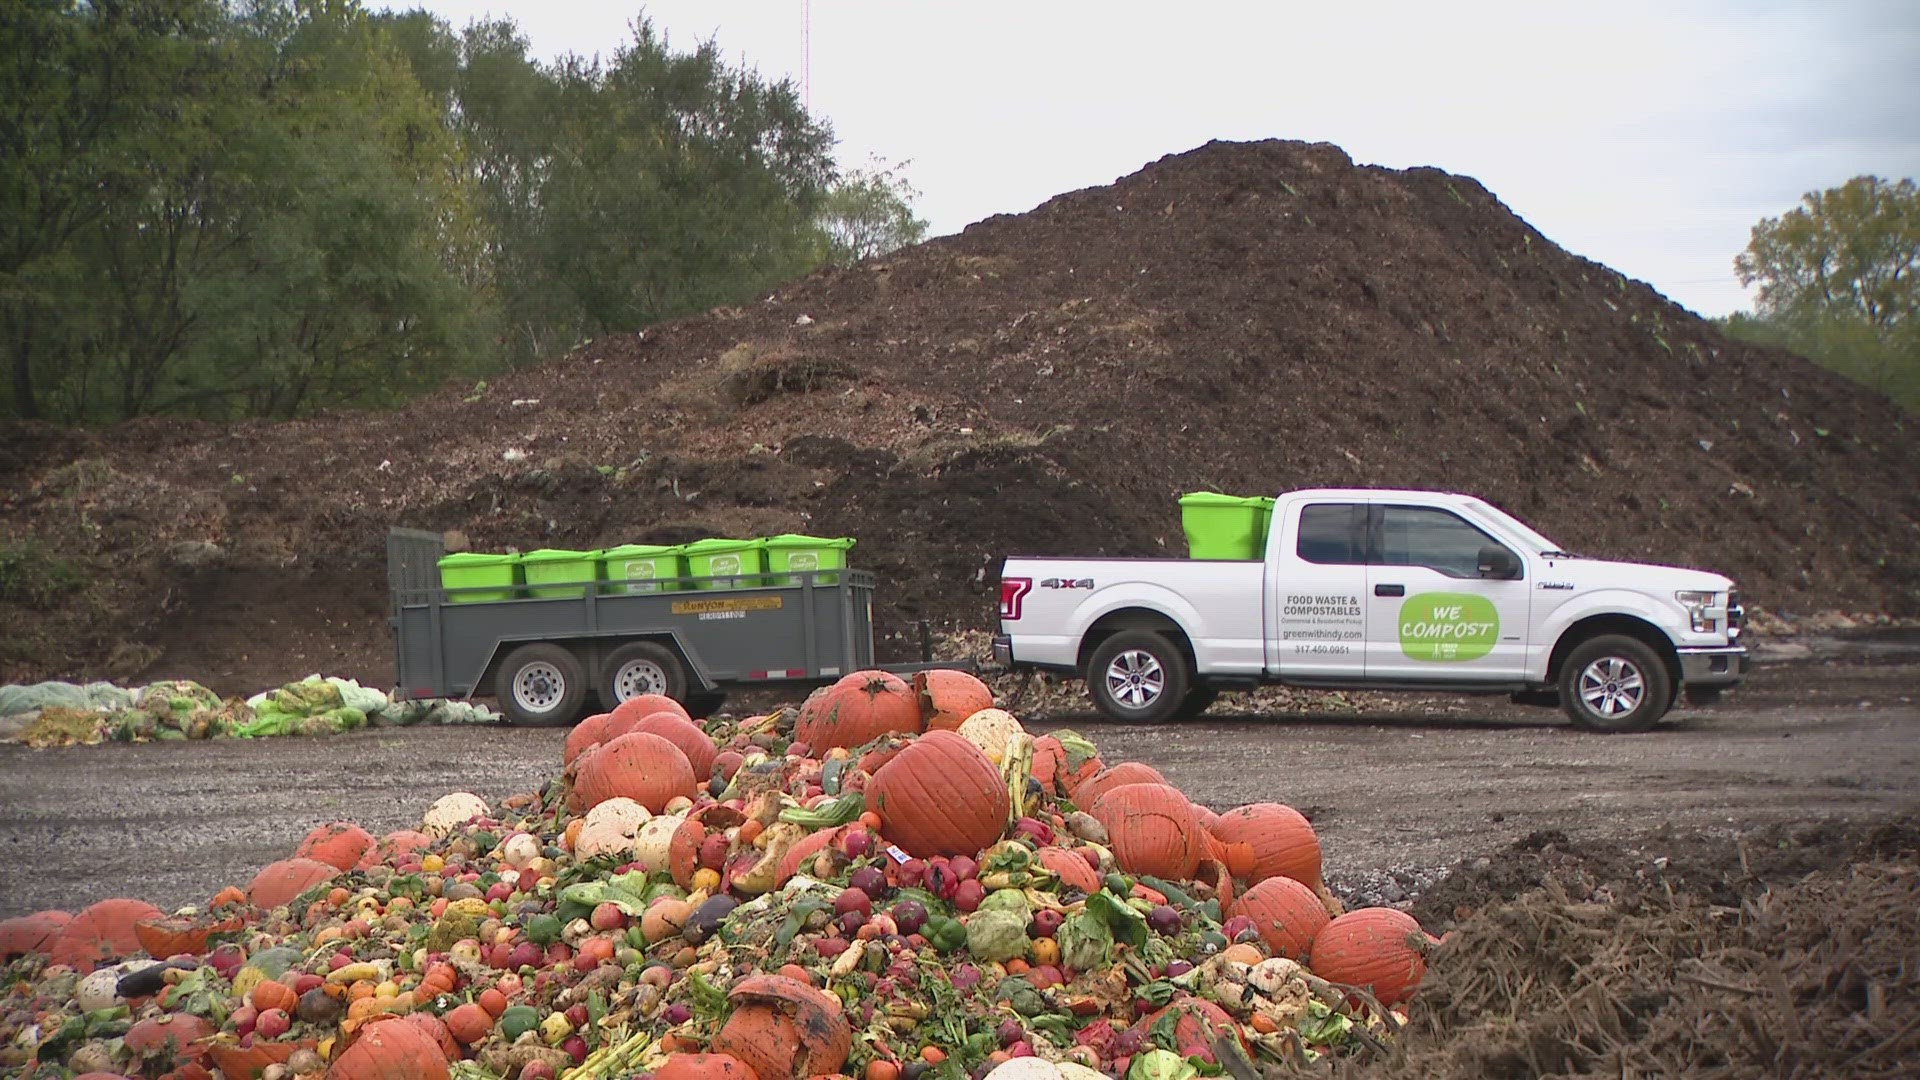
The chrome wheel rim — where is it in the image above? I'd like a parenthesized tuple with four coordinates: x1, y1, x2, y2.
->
(1578, 656, 1645, 719)
(512, 661, 566, 714)
(613, 659, 667, 701)
(1105, 650, 1166, 710)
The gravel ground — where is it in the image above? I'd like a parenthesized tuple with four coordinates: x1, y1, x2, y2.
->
(2, 640, 1915, 918)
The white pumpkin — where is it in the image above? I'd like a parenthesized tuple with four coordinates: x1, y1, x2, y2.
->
(501, 832, 543, 869)
(422, 791, 490, 838)
(575, 797, 653, 861)
(631, 814, 689, 873)
(957, 708, 1026, 765)
(983, 1060, 1068, 1080)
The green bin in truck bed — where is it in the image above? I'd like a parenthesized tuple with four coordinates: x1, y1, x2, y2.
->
(519, 549, 602, 599)
(1178, 492, 1274, 560)
(601, 544, 686, 594)
(681, 538, 767, 590)
(763, 534, 855, 585)
(436, 552, 520, 603)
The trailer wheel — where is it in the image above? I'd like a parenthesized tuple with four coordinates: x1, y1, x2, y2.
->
(597, 641, 689, 712)
(1086, 630, 1190, 724)
(496, 643, 588, 726)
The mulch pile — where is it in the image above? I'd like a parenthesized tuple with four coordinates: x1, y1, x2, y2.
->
(3, 138, 1916, 690)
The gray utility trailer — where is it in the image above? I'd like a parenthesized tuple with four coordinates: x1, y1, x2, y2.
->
(388, 529, 963, 725)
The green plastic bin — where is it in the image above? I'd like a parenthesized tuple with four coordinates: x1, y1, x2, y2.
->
(601, 544, 687, 594)
(519, 548, 603, 599)
(763, 534, 856, 586)
(437, 552, 521, 603)
(1178, 492, 1275, 560)
(682, 538, 767, 590)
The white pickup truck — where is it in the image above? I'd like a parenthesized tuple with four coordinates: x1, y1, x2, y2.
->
(993, 488, 1749, 732)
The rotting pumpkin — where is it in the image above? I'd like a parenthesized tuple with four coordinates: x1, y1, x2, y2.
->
(867, 731, 1009, 858)
(710, 974, 852, 1080)
(794, 671, 921, 751)
(1088, 782, 1207, 880)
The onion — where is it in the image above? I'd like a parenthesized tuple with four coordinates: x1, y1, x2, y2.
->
(815, 937, 850, 958)
(890, 900, 929, 936)
(951, 964, 982, 992)
(843, 829, 874, 860)
(848, 866, 887, 897)
(998, 1019, 1026, 1046)
(1222, 914, 1259, 943)
(663, 1002, 692, 1024)
(837, 911, 866, 936)
(1165, 959, 1194, 978)
(1146, 905, 1181, 935)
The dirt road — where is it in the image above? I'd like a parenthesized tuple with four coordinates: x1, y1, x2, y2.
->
(2, 642, 1914, 919)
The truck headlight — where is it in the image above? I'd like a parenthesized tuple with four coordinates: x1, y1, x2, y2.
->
(1675, 590, 1718, 633)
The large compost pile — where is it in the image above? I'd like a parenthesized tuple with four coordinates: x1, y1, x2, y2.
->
(4, 139, 1917, 694)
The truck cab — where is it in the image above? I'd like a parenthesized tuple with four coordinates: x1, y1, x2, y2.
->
(994, 488, 1748, 732)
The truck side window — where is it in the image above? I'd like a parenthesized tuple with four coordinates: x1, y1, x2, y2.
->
(1376, 506, 1510, 578)
(1296, 503, 1365, 564)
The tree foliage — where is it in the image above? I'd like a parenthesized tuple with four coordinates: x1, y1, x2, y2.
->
(0, 2, 928, 422)
(1730, 176, 1918, 411)
(816, 157, 929, 268)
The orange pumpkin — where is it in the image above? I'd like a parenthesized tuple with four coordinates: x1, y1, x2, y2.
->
(565, 711, 639, 767)
(655, 1054, 762, 1080)
(124, 1012, 215, 1066)
(357, 829, 435, 871)
(247, 858, 340, 910)
(402, 1011, 461, 1062)
(294, 821, 375, 871)
(794, 671, 921, 751)
(1030, 732, 1104, 799)
(609, 693, 692, 725)
(1209, 803, 1322, 891)
(133, 914, 242, 959)
(1229, 876, 1327, 961)
(867, 732, 1009, 858)
(633, 711, 720, 780)
(1089, 783, 1207, 880)
(205, 1038, 315, 1078)
(1130, 998, 1247, 1053)
(1072, 762, 1167, 809)
(251, 979, 299, 1013)
(913, 670, 993, 732)
(711, 975, 851, 1080)
(330, 1013, 452, 1078)
(668, 817, 707, 888)
(0, 910, 71, 959)
(1033, 847, 1101, 894)
(1309, 908, 1434, 1006)
(47, 898, 163, 972)
(571, 731, 698, 813)
(777, 826, 848, 883)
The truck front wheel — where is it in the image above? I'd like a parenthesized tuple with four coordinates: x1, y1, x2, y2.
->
(497, 643, 588, 726)
(1558, 635, 1673, 733)
(1086, 630, 1191, 724)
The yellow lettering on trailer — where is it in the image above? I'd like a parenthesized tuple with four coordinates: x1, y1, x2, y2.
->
(670, 595, 785, 616)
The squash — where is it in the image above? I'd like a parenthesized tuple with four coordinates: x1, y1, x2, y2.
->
(124, 1012, 214, 1066)
(711, 974, 851, 1080)
(47, 898, 163, 972)
(443, 1002, 493, 1045)
(1088, 783, 1207, 881)
(1072, 762, 1167, 810)
(914, 670, 994, 732)
(1308, 908, 1435, 1006)
(1208, 803, 1322, 891)
(251, 979, 299, 1013)
(794, 671, 921, 751)
(867, 732, 1009, 858)
(133, 914, 242, 959)
(571, 731, 698, 813)
(421, 792, 490, 838)
(954, 708, 1025, 765)
(1228, 876, 1327, 961)
(294, 821, 375, 871)
(656, 1053, 762, 1080)
(631, 813, 692, 874)
(1031, 730, 1103, 799)
(206, 1038, 316, 1078)
(328, 1012, 451, 1078)
(641, 898, 694, 944)
(575, 797, 653, 862)
(632, 711, 720, 780)
(247, 858, 339, 911)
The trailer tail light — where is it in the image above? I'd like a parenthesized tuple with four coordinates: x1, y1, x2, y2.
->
(999, 577, 1032, 621)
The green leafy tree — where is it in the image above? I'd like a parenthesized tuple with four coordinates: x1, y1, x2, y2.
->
(1731, 176, 1918, 409)
(816, 156, 929, 267)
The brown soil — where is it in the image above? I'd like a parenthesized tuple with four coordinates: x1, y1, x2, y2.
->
(3, 139, 1916, 691)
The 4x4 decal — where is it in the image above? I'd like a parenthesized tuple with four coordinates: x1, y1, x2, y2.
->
(1040, 577, 1094, 589)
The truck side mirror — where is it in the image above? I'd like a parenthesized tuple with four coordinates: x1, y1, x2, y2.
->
(1478, 545, 1519, 580)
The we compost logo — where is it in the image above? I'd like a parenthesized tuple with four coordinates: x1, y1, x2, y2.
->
(1399, 593, 1498, 661)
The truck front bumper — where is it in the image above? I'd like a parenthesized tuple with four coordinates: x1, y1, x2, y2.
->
(1676, 645, 1750, 686)
(992, 634, 1014, 669)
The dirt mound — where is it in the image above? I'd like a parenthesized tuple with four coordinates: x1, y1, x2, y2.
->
(3, 139, 1917, 690)
(1360, 848, 1920, 1079)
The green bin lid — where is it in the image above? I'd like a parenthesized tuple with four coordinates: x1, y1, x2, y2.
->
(1178, 492, 1268, 507)
(602, 543, 682, 557)
(761, 534, 856, 550)
(437, 552, 518, 567)
(681, 537, 765, 554)
(519, 548, 603, 563)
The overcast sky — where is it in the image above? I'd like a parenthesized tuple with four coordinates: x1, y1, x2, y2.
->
(377, 0, 1920, 318)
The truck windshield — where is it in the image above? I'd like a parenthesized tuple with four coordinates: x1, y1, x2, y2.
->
(1462, 499, 1573, 557)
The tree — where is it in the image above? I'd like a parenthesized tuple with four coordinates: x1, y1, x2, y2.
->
(1732, 176, 1918, 409)
(816, 156, 928, 267)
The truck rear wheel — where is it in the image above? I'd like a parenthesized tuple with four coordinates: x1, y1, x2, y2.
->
(497, 643, 588, 726)
(1558, 635, 1672, 733)
(597, 641, 689, 713)
(1086, 630, 1190, 724)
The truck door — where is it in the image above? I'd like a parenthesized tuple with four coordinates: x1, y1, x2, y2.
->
(1363, 502, 1530, 680)
(1269, 501, 1368, 678)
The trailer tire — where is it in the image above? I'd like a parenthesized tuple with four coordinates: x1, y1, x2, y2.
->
(497, 643, 588, 726)
(597, 641, 689, 712)
(1086, 630, 1190, 724)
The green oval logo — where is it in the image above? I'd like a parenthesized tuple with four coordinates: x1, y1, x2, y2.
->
(1399, 592, 1499, 662)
